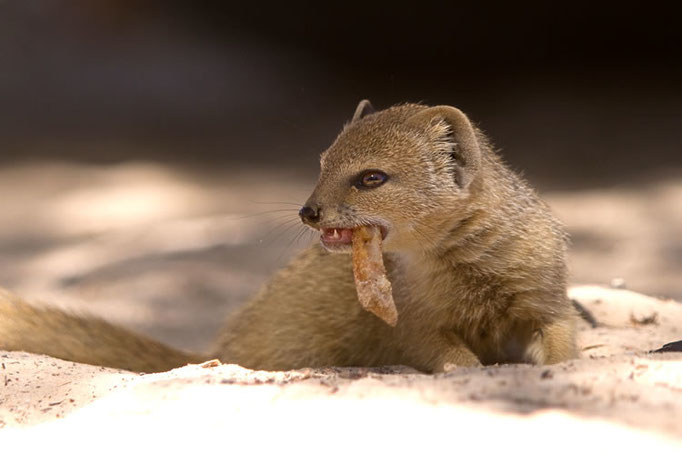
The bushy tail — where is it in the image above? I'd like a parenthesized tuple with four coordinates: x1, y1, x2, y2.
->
(0, 289, 205, 372)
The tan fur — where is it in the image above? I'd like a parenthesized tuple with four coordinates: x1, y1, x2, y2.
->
(0, 101, 578, 373)
(0, 290, 202, 372)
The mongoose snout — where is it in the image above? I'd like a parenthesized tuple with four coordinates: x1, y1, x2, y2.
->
(299, 205, 321, 225)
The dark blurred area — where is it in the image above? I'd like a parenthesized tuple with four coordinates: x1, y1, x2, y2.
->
(1, 1, 680, 189)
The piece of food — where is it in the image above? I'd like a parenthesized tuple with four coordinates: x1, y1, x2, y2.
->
(351, 225, 398, 326)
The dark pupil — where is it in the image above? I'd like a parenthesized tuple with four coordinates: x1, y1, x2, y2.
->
(364, 173, 382, 185)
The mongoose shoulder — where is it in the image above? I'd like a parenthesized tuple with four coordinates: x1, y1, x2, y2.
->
(0, 101, 577, 373)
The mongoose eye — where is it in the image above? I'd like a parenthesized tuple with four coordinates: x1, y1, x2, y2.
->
(357, 170, 388, 189)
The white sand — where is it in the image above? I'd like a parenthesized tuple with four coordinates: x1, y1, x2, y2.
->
(1, 286, 681, 452)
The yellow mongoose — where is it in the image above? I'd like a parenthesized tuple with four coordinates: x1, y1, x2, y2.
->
(0, 101, 577, 373)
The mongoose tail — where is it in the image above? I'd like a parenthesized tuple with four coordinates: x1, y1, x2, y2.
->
(0, 290, 204, 372)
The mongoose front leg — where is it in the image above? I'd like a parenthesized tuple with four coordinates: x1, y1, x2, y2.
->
(524, 319, 578, 364)
(429, 330, 481, 372)
(541, 318, 578, 363)
(396, 327, 480, 373)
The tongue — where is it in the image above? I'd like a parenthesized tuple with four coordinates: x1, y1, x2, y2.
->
(322, 228, 353, 244)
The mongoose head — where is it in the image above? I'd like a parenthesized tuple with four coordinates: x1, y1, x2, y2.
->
(300, 100, 483, 254)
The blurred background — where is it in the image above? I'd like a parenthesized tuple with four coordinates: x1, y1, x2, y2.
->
(0, 1, 680, 352)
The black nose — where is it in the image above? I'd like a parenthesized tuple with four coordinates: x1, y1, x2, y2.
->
(299, 205, 320, 224)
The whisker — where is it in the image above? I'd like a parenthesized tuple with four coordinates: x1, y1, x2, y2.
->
(263, 219, 306, 247)
(259, 213, 301, 222)
(303, 229, 317, 246)
(277, 225, 309, 262)
(293, 225, 314, 246)
(257, 218, 301, 244)
(249, 200, 303, 207)
(222, 210, 299, 224)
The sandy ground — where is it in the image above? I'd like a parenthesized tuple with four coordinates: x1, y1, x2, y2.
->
(0, 162, 680, 449)
(0, 286, 681, 450)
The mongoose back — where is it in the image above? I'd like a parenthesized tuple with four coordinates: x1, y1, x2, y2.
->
(0, 101, 577, 373)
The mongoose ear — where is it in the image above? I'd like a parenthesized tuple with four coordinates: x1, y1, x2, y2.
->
(352, 99, 376, 122)
(407, 106, 481, 188)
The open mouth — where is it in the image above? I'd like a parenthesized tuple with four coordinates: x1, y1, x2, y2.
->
(320, 227, 354, 246)
(320, 225, 388, 249)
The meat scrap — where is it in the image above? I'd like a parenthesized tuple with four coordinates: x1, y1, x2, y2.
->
(351, 225, 398, 326)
